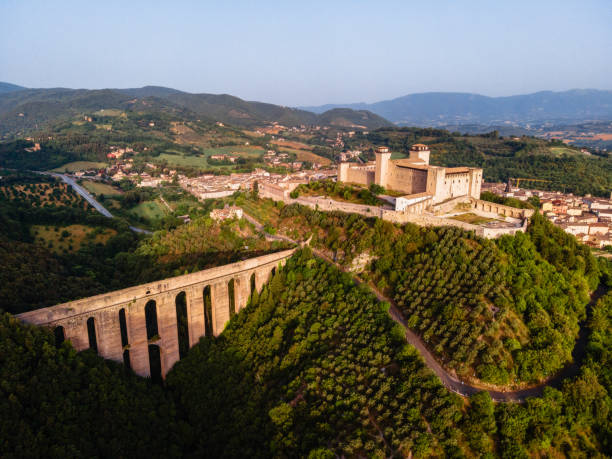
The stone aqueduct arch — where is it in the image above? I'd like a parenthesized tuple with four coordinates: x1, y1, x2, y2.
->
(17, 249, 296, 379)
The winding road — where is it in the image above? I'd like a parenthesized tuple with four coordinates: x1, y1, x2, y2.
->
(243, 211, 608, 402)
(46, 172, 152, 234)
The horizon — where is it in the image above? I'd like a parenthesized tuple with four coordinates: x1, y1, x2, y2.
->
(2, 82, 611, 107)
(1, 0, 611, 105)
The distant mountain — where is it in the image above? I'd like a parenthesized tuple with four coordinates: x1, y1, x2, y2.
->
(0, 82, 26, 94)
(301, 89, 612, 125)
(0, 83, 393, 137)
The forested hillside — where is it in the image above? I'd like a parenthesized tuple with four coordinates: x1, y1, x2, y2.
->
(232, 196, 603, 386)
(0, 84, 392, 137)
(2, 249, 611, 457)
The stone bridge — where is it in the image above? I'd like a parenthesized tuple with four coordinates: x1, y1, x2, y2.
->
(17, 249, 295, 379)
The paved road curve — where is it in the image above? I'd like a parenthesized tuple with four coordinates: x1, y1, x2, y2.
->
(315, 248, 608, 402)
(47, 173, 152, 234)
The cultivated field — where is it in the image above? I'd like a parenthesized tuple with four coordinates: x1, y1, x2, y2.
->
(130, 200, 167, 220)
(51, 161, 108, 172)
(81, 180, 123, 196)
(158, 146, 265, 170)
(31, 224, 117, 253)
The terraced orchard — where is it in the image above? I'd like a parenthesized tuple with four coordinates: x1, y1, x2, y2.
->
(390, 227, 588, 386)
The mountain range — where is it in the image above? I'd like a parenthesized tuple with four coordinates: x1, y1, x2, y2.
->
(1, 83, 611, 138)
(0, 84, 392, 137)
(301, 89, 612, 126)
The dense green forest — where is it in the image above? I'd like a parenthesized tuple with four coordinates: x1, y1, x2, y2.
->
(0, 314, 184, 457)
(233, 196, 602, 386)
(1, 249, 611, 457)
(348, 128, 612, 197)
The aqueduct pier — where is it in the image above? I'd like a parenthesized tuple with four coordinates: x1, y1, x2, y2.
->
(17, 249, 295, 379)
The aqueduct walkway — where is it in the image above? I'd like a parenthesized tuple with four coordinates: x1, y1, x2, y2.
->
(17, 249, 295, 379)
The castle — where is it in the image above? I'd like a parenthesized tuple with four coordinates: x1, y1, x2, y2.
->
(338, 145, 483, 212)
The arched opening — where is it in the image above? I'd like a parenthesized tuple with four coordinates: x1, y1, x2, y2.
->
(250, 273, 256, 296)
(53, 325, 65, 346)
(175, 291, 189, 359)
(86, 317, 98, 352)
(148, 344, 162, 383)
(271, 267, 276, 277)
(123, 349, 131, 370)
(228, 279, 236, 318)
(203, 285, 213, 336)
(119, 308, 129, 347)
(145, 300, 158, 340)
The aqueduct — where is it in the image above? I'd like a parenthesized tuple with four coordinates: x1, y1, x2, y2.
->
(17, 249, 295, 379)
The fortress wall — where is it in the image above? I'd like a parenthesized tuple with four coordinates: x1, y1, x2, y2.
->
(262, 193, 529, 240)
(259, 182, 289, 200)
(482, 221, 528, 239)
(472, 199, 535, 219)
(387, 166, 428, 194)
(345, 167, 375, 186)
(431, 196, 473, 214)
(381, 210, 483, 234)
(17, 249, 295, 378)
(292, 196, 383, 218)
(440, 172, 471, 201)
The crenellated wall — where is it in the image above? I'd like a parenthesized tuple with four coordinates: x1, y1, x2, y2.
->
(17, 249, 296, 379)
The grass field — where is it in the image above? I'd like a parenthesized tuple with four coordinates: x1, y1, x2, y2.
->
(81, 180, 122, 196)
(157, 153, 210, 169)
(549, 146, 581, 156)
(51, 161, 108, 172)
(277, 147, 332, 165)
(201, 146, 265, 158)
(130, 200, 167, 220)
(93, 109, 123, 116)
(450, 213, 495, 225)
(158, 146, 265, 170)
(390, 151, 408, 159)
(31, 224, 117, 254)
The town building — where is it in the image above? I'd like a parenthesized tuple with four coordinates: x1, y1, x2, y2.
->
(210, 206, 243, 221)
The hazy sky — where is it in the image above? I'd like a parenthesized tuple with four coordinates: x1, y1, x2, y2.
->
(1, 0, 610, 106)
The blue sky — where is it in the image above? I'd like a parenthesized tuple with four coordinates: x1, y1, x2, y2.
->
(0, 0, 610, 105)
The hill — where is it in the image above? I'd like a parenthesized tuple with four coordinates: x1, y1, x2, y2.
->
(0, 83, 393, 137)
(2, 248, 611, 457)
(0, 82, 25, 94)
(301, 89, 612, 125)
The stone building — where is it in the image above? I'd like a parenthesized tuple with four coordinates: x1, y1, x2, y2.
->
(338, 145, 483, 211)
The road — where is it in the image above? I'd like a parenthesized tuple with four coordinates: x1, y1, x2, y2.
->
(243, 211, 608, 402)
(47, 172, 152, 234)
(51, 173, 114, 217)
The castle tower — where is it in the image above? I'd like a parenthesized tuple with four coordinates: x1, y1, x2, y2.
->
(374, 146, 391, 188)
(468, 168, 482, 199)
(409, 144, 430, 165)
(338, 162, 349, 182)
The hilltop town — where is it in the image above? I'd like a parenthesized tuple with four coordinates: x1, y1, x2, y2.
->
(482, 182, 612, 249)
